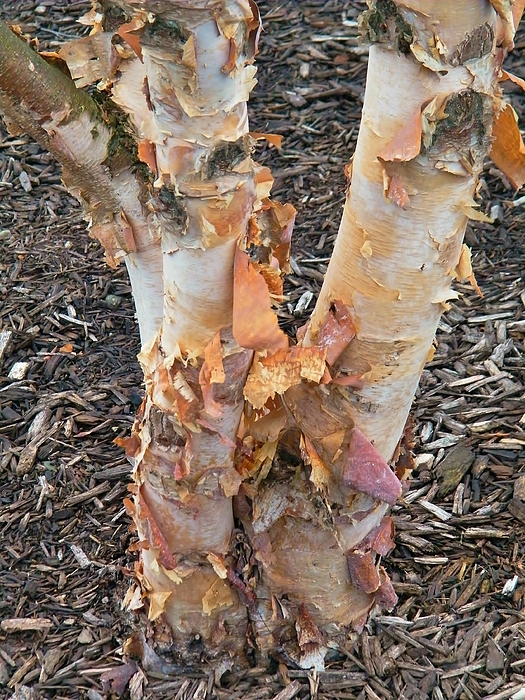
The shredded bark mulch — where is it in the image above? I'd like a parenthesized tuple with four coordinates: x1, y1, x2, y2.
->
(1, 1, 525, 699)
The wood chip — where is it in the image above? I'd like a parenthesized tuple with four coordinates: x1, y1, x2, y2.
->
(463, 527, 509, 538)
(1, 618, 53, 632)
(436, 444, 475, 497)
(0, 329, 13, 366)
(271, 680, 302, 700)
(418, 500, 453, 521)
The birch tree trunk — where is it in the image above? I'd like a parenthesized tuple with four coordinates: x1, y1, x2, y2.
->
(1, 0, 523, 672)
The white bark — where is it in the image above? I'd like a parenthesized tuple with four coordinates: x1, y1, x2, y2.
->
(306, 0, 497, 460)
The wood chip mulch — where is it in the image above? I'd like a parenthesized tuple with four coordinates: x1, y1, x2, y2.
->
(1, 1, 525, 699)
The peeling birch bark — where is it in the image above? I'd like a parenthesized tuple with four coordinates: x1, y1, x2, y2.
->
(306, 0, 499, 461)
(90, 0, 289, 663)
(2, 0, 523, 673)
(244, 0, 513, 668)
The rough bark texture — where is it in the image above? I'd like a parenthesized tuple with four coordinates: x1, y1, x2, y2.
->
(306, 0, 498, 460)
(96, 0, 286, 663)
(1, 0, 522, 674)
(240, 0, 517, 668)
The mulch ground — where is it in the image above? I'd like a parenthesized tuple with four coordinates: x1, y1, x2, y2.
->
(1, 1, 525, 699)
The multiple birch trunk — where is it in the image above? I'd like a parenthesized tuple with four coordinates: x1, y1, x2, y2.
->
(1, 0, 524, 671)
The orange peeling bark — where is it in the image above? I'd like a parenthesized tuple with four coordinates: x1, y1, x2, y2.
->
(102, 0, 289, 664)
(306, 0, 500, 462)
(253, 0, 507, 667)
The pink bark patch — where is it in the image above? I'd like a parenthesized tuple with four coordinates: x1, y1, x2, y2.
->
(296, 603, 324, 650)
(138, 492, 177, 570)
(101, 662, 138, 695)
(387, 173, 410, 207)
(362, 516, 396, 556)
(378, 106, 423, 162)
(347, 550, 380, 594)
(342, 428, 402, 505)
(316, 300, 356, 365)
(375, 567, 399, 610)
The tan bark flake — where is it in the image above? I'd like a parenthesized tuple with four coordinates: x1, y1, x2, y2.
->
(207, 553, 228, 579)
(77, 8, 104, 33)
(249, 132, 283, 148)
(199, 332, 226, 418)
(244, 346, 326, 409)
(202, 578, 234, 615)
(302, 435, 331, 493)
(59, 33, 119, 88)
(233, 248, 288, 352)
(490, 102, 525, 188)
(147, 591, 172, 621)
(455, 244, 482, 296)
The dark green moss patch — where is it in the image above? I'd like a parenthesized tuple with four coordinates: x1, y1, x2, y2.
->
(426, 90, 490, 157)
(155, 186, 188, 230)
(93, 92, 152, 182)
(359, 0, 413, 54)
(143, 17, 189, 50)
(101, 4, 131, 33)
(204, 136, 252, 180)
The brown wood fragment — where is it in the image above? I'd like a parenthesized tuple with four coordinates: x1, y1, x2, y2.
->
(0, 329, 13, 366)
(436, 444, 475, 497)
(486, 638, 505, 671)
(271, 680, 302, 700)
(1, 618, 53, 632)
(509, 497, 525, 524)
(513, 474, 525, 501)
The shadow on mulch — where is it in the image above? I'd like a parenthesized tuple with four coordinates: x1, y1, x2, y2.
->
(1, 1, 525, 698)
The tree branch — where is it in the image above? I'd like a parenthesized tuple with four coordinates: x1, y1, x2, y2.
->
(0, 19, 164, 339)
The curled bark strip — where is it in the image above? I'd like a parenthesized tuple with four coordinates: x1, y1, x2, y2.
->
(296, 604, 324, 651)
(346, 550, 380, 594)
(233, 248, 288, 353)
(375, 567, 399, 610)
(315, 300, 356, 366)
(362, 516, 396, 556)
(490, 102, 525, 188)
(342, 428, 402, 505)
(117, 18, 145, 60)
(199, 331, 226, 418)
